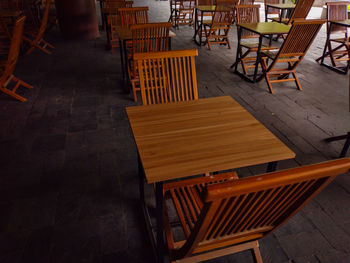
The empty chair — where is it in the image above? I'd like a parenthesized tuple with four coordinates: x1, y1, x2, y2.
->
(216, 0, 237, 8)
(231, 5, 276, 74)
(163, 158, 350, 262)
(22, 0, 54, 55)
(239, 0, 254, 4)
(0, 16, 33, 102)
(317, 2, 349, 67)
(260, 19, 325, 94)
(128, 22, 172, 102)
(272, 0, 315, 25)
(203, 6, 235, 50)
(134, 49, 199, 105)
(264, 0, 280, 22)
(176, 0, 195, 28)
(118, 7, 149, 28)
(169, 0, 181, 26)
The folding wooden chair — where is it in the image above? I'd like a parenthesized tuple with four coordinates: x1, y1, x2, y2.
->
(175, 0, 195, 28)
(22, 0, 54, 55)
(316, 2, 350, 67)
(134, 49, 199, 106)
(264, 0, 281, 22)
(128, 22, 172, 102)
(0, 16, 33, 102)
(260, 19, 325, 94)
(239, 0, 255, 4)
(118, 7, 149, 28)
(203, 6, 235, 50)
(216, 0, 237, 8)
(271, 0, 315, 25)
(163, 158, 350, 263)
(230, 5, 277, 73)
(105, 1, 133, 52)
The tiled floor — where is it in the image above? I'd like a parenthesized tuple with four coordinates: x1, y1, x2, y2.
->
(1, 1, 350, 262)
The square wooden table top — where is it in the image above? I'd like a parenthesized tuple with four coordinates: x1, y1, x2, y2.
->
(238, 22, 291, 35)
(114, 26, 176, 40)
(331, 19, 350, 27)
(126, 96, 295, 184)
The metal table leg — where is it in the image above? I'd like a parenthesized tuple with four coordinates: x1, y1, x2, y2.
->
(253, 35, 263, 82)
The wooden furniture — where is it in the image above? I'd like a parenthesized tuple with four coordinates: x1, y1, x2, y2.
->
(126, 96, 295, 263)
(260, 19, 325, 94)
(176, 0, 195, 28)
(318, 3, 350, 74)
(193, 5, 216, 46)
(23, 0, 54, 54)
(239, 0, 254, 4)
(128, 22, 172, 102)
(163, 158, 350, 262)
(104, 1, 133, 51)
(265, 3, 295, 23)
(231, 5, 277, 74)
(134, 49, 198, 105)
(264, 0, 280, 22)
(115, 26, 176, 93)
(233, 22, 290, 82)
(0, 16, 33, 102)
(271, 0, 314, 25)
(203, 6, 235, 50)
(118, 7, 149, 28)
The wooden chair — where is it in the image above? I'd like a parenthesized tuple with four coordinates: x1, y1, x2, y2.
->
(118, 7, 149, 28)
(260, 19, 325, 94)
(264, 0, 280, 22)
(216, 0, 237, 7)
(176, 0, 195, 28)
(239, 0, 255, 4)
(128, 22, 172, 102)
(22, 0, 54, 55)
(230, 5, 276, 73)
(134, 49, 199, 106)
(316, 2, 350, 67)
(163, 158, 350, 263)
(169, 0, 181, 26)
(0, 0, 19, 9)
(0, 16, 33, 102)
(105, 1, 133, 52)
(272, 0, 315, 25)
(203, 6, 235, 50)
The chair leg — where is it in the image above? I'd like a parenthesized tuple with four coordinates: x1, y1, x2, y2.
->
(265, 73, 274, 94)
(252, 246, 263, 263)
(0, 75, 33, 102)
(292, 70, 302, 91)
(131, 81, 137, 102)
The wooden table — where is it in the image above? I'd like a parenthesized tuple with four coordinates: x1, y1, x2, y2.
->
(126, 96, 295, 263)
(265, 3, 295, 23)
(234, 22, 291, 82)
(320, 19, 350, 74)
(116, 26, 176, 93)
(193, 5, 216, 46)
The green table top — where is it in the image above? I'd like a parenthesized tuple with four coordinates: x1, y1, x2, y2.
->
(238, 22, 291, 35)
(195, 5, 216, 11)
(266, 3, 295, 9)
(331, 19, 350, 27)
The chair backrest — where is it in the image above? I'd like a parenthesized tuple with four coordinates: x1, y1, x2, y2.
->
(216, 0, 237, 8)
(211, 6, 235, 26)
(0, 16, 25, 84)
(104, 1, 133, 9)
(326, 2, 348, 35)
(236, 5, 260, 38)
(239, 0, 255, 5)
(180, 0, 195, 10)
(134, 49, 199, 106)
(287, 0, 315, 25)
(177, 158, 350, 256)
(264, 0, 280, 14)
(130, 22, 171, 54)
(118, 7, 149, 28)
(274, 19, 324, 61)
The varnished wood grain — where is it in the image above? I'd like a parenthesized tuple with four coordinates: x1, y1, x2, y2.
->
(126, 96, 295, 183)
(115, 25, 176, 40)
(238, 22, 291, 35)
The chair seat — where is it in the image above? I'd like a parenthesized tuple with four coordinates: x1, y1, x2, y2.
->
(164, 172, 238, 239)
(271, 17, 289, 23)
(261, 49, 299, 60)
(241, 42, 278, 51)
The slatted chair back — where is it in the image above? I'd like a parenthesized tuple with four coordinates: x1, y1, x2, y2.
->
(287, 0, 315, 24)
(236, 5, 260, 38)
(168, 158, 350, 261)
(130, 22, 171, 54)
(239, 0, 255, 4)
(180, 0, 195, 10)
(264, 0, 280, 17)
(118, 7, 149, 28)
(197, 0, 214, 5)
(106, 2, 134, 30)
(216, 0, 237, 8)
(326, 2, 348, 35)
(273, 19, 323, 63)
(134, 49, 199, 106)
